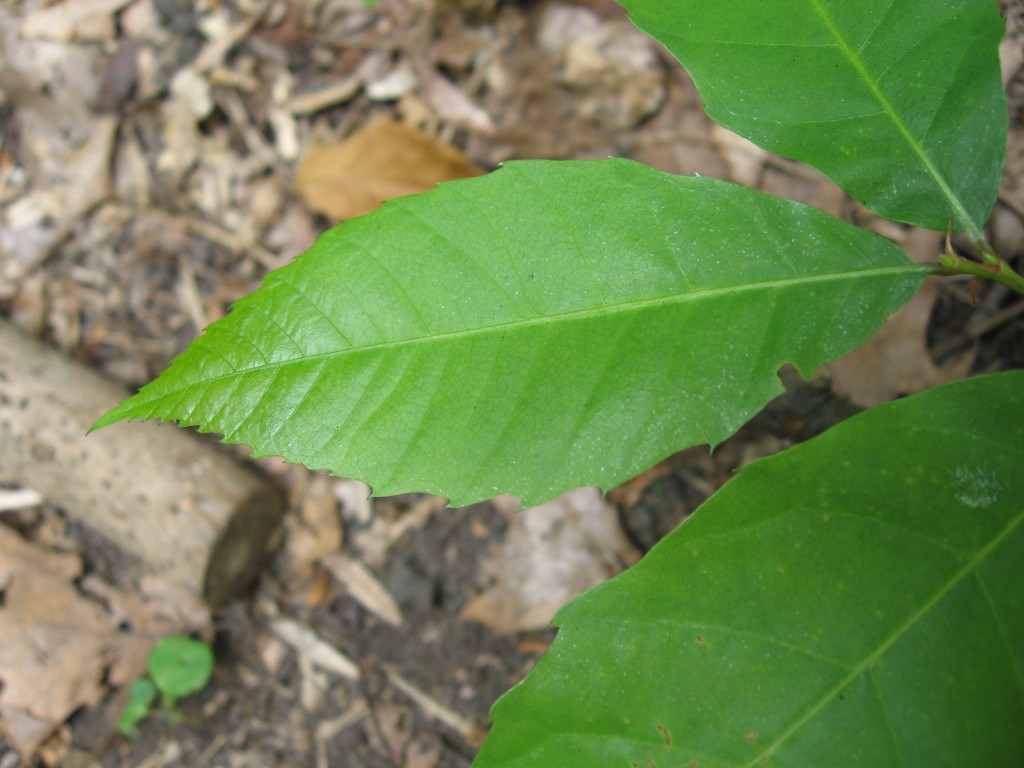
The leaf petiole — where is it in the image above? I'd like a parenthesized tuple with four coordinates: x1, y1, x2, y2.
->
(931, 250, 1024, 297)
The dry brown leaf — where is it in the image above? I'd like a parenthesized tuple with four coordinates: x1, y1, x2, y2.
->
(460, 488, 640, 634)
(828, 229, 974, 406)
(157, 68, 213, 176)
(0, 526, 109, 757)
(0, 520, 207, 759)
(81, 574, 208, 688)
(827, 278, 974, 407)
(294, 121, 485, 221)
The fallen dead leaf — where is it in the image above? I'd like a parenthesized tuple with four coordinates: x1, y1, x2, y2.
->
(828, 278, 974, 407)
(828, 229, 974, 406)
(0, 525, 109, 758)
(0, 513, 208, 760)
(460, 487, 640, 634)
(81, 574, 208, 689)
(34, 725, 71, 767)
(294, 120, 485, 221)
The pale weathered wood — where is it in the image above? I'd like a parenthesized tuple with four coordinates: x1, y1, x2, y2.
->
(0, 321, 284, 607)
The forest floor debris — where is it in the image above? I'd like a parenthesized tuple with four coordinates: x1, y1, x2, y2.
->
(1, 0, 1022, 765)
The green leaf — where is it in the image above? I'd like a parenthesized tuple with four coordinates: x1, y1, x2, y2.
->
(117, 677, 158, 738)
(619, 0, 1007, 237)
(474, 371, 1024, 767)
(148, 635, 214, 707)
(95, 159, 923, 507)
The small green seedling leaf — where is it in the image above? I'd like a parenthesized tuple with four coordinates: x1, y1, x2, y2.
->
(620, 0, 1007, 237)
(148, 635, 214, 709)
(116, 678, 158, 739)
(475, 370, 1024, 766)
(94, 159, 924, 508)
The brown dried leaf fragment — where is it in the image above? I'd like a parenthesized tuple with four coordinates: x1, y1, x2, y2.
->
(460, 488, 640, 634)
(295, 121, 485, 221)
(0, 526, 109, 758)
(828, 278, 974, 407)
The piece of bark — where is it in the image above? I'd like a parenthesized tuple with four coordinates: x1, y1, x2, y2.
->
(0, 320, 284, 607)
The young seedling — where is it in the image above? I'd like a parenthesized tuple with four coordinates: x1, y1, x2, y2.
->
(117, 635, 215, 738)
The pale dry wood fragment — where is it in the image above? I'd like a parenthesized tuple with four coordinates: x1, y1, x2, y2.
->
(385, 667, 486, 748)
(271, 619, 361, 680)
(274, 616, 358, 711)
(421, 71, 496, 134)
(0, 487, 43, 512)
(192, 0, 275, 74)
(321, 552, 404, 627)
(286, 75, 365, 115)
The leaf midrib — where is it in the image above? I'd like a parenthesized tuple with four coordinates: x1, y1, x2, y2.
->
(747, 505, 1024, 766)
(156, 264, 920, 396)
(805, 0, 980, 238)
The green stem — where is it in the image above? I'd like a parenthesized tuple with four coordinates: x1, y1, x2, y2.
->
(932, 249, 1024, 297)
(970, 236, 1001, 265)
